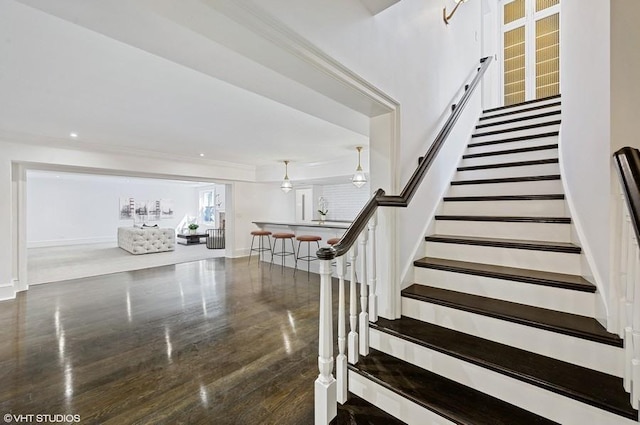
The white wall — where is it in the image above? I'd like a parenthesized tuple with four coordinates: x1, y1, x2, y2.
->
(26, 172, 199, 247)
(228, 181, 295, 257)
(257, 0, 483, 278)
(611, 0, 640, 153)
(318, 182, 370, 221)
(559, 0, 611, 311)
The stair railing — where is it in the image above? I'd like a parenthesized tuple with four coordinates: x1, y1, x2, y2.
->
(313, 56, 492, 425)
(613, 146, 640, 408)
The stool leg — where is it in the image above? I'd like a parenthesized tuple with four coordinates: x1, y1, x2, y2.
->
(270, 238, 276, 269)
(248, 235, 256, 265)
(267, 236, 273, 263)
(281, 238, 286, 272)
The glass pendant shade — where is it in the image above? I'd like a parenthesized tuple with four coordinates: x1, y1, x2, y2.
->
(352, 147, 367, 188)
(281, 160, 293, 193)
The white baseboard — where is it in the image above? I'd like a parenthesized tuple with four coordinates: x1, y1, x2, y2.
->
(0, 282, 16, 301)
(28, 236, 117, 248)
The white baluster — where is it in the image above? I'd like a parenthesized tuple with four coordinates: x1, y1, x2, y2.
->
(315, 259, 336, 425)
(632, 358, 640, 409)
(359, 229, 369, 357)
(348, 244, 359, 365)
(368, 212, 378, 323)
(633, 243, 640, 406)
(625, 327, 633, 392)
(626, 235, 637, 339)
(620, 203, 630, 337)
(336, 255, 347, 404)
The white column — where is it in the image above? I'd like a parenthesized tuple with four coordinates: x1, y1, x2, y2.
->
(315, 259, 336, 425)
(368, 212, 378, 323)
(359, 230, 369, 357)
(336, 255, 347, 404)
(348, 244, 359, 365)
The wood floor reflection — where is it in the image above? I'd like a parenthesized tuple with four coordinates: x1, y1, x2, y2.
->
(0, 258, 335, 424)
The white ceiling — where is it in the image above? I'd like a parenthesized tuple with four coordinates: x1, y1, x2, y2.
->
(0, 0, 372, 168)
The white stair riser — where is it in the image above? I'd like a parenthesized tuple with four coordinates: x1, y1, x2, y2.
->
(434, 220, 571, 243)
(482, 98, 561, 118)
(472, 125, 560, 144)
(456, 163, 560, 180)
(447, 179, 563, 197)
(424, 241, 581, 274)
(441, 199, 567, 217)
(479, 104, 561, 125)
(370, 330, 634, 425)
(475, 115, 562, 133)
(401, 297, 624, 377)
(466, 136, 559, 155)
(413, 267, 596, 316)
(348, 370, 456, 425)
(461, 149, 557, 167)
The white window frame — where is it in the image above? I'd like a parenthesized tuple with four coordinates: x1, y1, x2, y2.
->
(499, 0, 561, 104)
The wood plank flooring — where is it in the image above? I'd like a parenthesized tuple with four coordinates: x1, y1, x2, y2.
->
(0, 258, 344, 424)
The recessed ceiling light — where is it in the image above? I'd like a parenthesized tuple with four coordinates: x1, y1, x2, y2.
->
(69, 132, 78, 138)
(199, 153, 205, 157)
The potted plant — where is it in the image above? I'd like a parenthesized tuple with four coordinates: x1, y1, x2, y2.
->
(317, 208, 328, 224)
(188, 223, 199, 235)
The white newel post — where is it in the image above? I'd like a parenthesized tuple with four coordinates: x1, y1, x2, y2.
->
(368, 212, 378, 323)
(315, 259, 336, 425)
(336, 255, 347, 404)
(359, 229, 369, 357)
(348, 244, 359, 365)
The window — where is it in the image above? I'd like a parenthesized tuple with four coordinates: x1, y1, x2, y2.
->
(200, 190, 215, 225)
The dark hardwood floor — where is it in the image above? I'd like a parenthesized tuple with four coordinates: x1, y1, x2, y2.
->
(0, 258, 343, 424)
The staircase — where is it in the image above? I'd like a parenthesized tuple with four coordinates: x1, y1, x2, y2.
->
(343, 96, 639, 424)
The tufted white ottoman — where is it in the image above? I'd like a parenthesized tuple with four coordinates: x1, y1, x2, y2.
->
(118, 227, 176, 255)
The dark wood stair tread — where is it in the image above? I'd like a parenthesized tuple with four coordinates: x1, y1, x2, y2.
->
(483, 95, 561, 114)
(463, 143, 558, 159)
(414, 256, 594, 292)
(473, 120, 561, 138)
(349, 349, 558, 425)
(402, 285, 622, 346)
(451, 174, 561, 185)
(468, 131, 559, 148)
(480, 101, 561, 121)
(434, 215, 570, 223)
(424, 234, 581, 253)
(331, 394, 407, 425)
(371, 317, 636, 420)
(476, 110, 561, 129)
(443, 194, 565, 202)
(457, 158, 558, 171)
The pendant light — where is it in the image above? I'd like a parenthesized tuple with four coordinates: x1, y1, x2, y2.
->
(351, 146, 367, 188)
(280, 160, 293, 193)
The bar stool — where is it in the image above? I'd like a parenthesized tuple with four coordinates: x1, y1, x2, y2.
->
(296, 235, 322, 278)
(248, 230, 272, 265)
(271, 233, 297, 272)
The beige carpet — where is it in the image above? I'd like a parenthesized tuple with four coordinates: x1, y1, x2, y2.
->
(28, 242, 225, 285)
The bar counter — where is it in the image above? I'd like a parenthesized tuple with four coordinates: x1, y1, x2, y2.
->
(251, 221, 350, 272)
